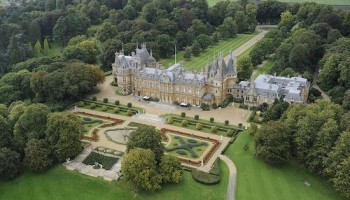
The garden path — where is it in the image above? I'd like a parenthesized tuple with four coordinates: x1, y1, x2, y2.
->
(219, 154, 237, 200)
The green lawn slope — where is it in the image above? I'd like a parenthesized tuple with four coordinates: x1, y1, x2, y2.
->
(225, 132, 346, 200)
(160, 33, 256, 70)
(0, 163, 228, 200)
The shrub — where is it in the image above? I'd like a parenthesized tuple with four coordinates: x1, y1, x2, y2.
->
(101, 106, 108, 111)
(212, 103, 217, 109)
(192, 169, 220, 185)
(181, 112, 186, 118)
(176, 150, 187, 155)
(173, 101, 180, 106)
(196, 123, 202, 130)
(127, 109, 133, 116)
(103, 98, 108, 103)
(211, 126, 217, 133)
(78, 101, 85, 107)
(194, 115, 199, 120)
(167, 117, 173, 124)
(114, 100, 120, 105)
(200, 103, 210, 111)
(210, 117, 214, 123)
(153, 97, 159, 102)
(239, 123, 243, 127)
(92, 96, 97, 101)
(227, 129, 234, 137)
(187, 139, 198, 144)
(90, 103, 96, 109)
(127, 102, 132, 108)
(182, 120, 188, 127)
(113, 108, 120, 113)
(224, 120, 229, 126)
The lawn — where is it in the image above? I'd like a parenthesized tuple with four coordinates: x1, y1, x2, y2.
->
(207, 0, 350, 7)
(0, 164, 229, 200)
(80, 116, 104, 134)
(160, 33, 257, 70)
(253, 58, 274, 79)
(225, 132, 346, 200)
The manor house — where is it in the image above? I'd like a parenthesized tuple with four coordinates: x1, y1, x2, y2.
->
(112, 44, 310, 106)
(112, 44, 237, 106)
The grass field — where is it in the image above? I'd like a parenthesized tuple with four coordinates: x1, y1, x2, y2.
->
(253, 58, 274, 78)
(0, 163, 228, 200)
(225, 132, 346, 200)
(160, 33, 257, 70)
(207, 0, 350, 7)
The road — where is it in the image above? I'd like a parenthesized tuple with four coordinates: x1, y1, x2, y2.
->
(219, 155, 237, 200)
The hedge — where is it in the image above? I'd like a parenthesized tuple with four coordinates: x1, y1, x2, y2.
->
(82, 151, 119, 170)
(191, 169, 220, 185)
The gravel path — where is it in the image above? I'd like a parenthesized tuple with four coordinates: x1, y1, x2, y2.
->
(219, 155, 237, 200)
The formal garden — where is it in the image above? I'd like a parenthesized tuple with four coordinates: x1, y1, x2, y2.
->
(160, 128, 220, 167)
(165, 134, 210, 159)
(82, 151, 119, 170)
(104, 128, 136, 145)
(76, 98, 142, 116)
(164, 113, 244, 137)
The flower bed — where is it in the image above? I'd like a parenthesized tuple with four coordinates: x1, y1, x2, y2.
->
(75, 111, 125, 126)
(78, 100, 141, 116)
(82, 128, 99, 141)
(82, 151, 119, 170)
(160, 128, 221, 166)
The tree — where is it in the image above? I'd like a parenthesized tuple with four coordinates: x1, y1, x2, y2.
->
(279, 11, 295, 29)
(235, 11, 248, 33)
(33, 40, 42, 57)
(326, 131, 350, 177)
(63, 38, 99, 64)
(0, 147, 21, 180)
(96, 22, 118, 42)
(159, 155, 183, 183)
(155, 34, 174, 58)
(43, 38, 50, 55)
(14, 104, 51, 148)
(188, 19, 207, 37)
(254, 121, 291, 165)
(183, 47, 192, 61)
(28, 20, 41, 44)
(46, 112, 82, 161)
(121, 148, 162, 191)
(217, 17, 237, 39)
(24, 139, 53, 172)
(237, 56, 253, 81)
(191, 41, 201, 57)
(331, 157, 350, 198)
(99, 39, 123, 71)
(126, 126, 164, 163)
(196, 34, 212, 50)
(53, 12, 90, 45)
(0, 116, 11, 148)
(343, 90, 350, 110)
(279, 67, 296, 77)
(7, 35, 26, 67)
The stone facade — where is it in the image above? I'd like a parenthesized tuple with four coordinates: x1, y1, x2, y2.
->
(232, 74, 310, 105)
(112, 44, 237, 106)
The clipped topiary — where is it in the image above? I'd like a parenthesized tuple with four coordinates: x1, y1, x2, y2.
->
(167, 117, 173, 124)
(90, 103, 96, 109)
(126, 109, 133, 116)
(239, 123, 243, 127)
(182, 119, 188, 127)
(227, 129, 233, 137)
(210, 117, 214, 123)
(196, 123, 202, 130)
(225, 120, 229, 126)
(113, 107, 120, 113)
(115, 100, 120, 105)
(127, 102, 132, 108)
(103, 98, 108, 103)
(211, 126, 217, 133)
(92, 96, 97, 101)
(194, 115, 199, 120)
(78, 101, 85, 107)
(101, 106, 108, 111)
(181, 112, 186, 118)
